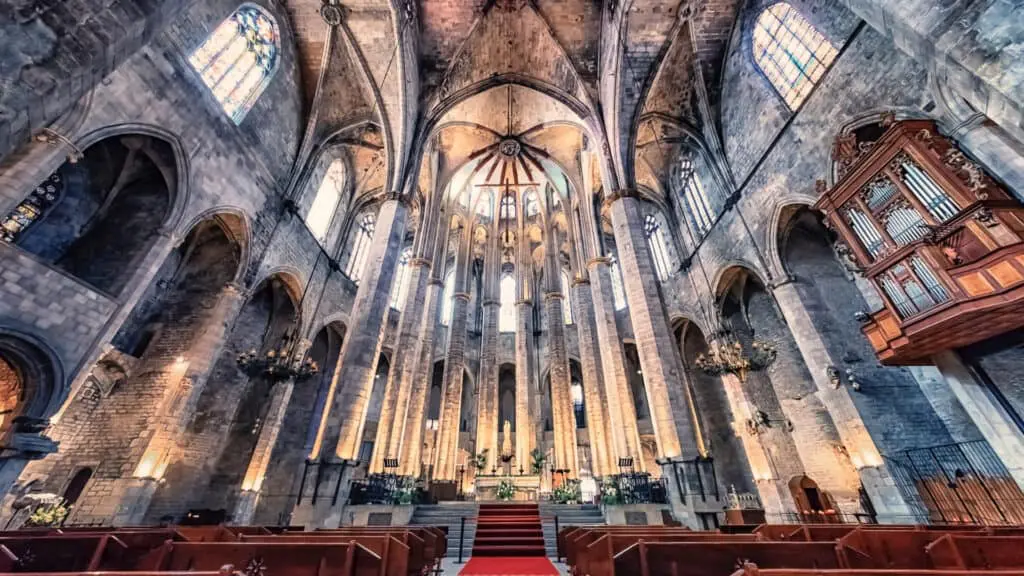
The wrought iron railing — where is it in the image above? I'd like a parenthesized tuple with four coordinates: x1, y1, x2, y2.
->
(885, 439, 1024, 525)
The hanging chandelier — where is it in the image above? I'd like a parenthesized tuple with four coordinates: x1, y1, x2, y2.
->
(695, 333, 777, 383)
(237, 330, 318, 383)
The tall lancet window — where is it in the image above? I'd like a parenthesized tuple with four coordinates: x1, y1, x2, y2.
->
(390, 248, 412, 310)
(188, 4, 280, 123)
(306, 160, 344, 243)
(499, 272, 516, 333)
(753, 3, 837, 110)
(345, 212, 375, 284)
(644, 214, 672, 281)
(561, 270, 573, 325)
(500, 194, 516, 221)
(439, 270, 456, 326)
(679, 156, 715, 236)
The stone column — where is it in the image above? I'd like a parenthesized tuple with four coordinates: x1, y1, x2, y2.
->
(587, 258, 643, 469)
(771, 280, 913, 520)
(233, 379, 295, 524)
(607, 194, 698, 459)
(571, 279, 613, 477)
(545, 290, 579, 476)
(370, 257, 431, 473)
(317, 197, 408, 462)
(475, 232, 501, 474)
(934, 351, 1024, 490)
(397, 219, 450, 477)
(514, 256, 537, 470)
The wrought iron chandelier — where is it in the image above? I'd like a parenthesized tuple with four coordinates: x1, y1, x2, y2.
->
(695, 333, 777, 383)
(237, 329, 318, 383)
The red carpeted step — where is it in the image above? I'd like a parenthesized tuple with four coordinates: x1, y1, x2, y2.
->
(471, 544, 548, 557)
(459, 556, 559, 575)
(470, 502, 547, 558)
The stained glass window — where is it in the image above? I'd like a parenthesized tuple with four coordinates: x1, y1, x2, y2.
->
(499, 273, 517, 332)
(679, 156, 715, 236)
(189, 4, 280, 124)
(307, 160, 344, 243)
(753, 3, 837, 110)
(644, 214, 672, 281)
(2, 172, 63, 244)
(500, 194, 516, 221)
(390, 248, 412, 310)
(345, 213, 375, 283)
(571, 381, 585, 428)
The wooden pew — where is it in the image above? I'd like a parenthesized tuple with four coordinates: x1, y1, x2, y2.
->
(925, 534, 1024, 570)
(0, 535, 120, 572)
(241, 534, 426, 575)
(578, 533, 760, 576)
(136, 541, 383, 576)
(312, 527, 446, 566)
(172, 526, 239, 543)
(561, 526, 697, 566)
(613, 540, 842, 576)
(837, 529, 972, 569)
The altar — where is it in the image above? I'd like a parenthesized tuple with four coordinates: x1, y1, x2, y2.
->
(473, 475, 542, 501)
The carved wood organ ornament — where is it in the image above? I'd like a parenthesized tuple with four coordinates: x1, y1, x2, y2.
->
(814, 119, 1024, 365)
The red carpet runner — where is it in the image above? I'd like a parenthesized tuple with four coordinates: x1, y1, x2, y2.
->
(458, 503, 558, 575)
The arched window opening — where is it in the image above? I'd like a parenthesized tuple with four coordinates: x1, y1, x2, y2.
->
(390, 248, 412, 310)
(644, 214, 672, 281)
(499, 272, 517, 332)
(62, 467, 94, 507)
(500, 194, 517, 221)
(440, 269, 455, 326)
(426, 361, 445, 430)
(609, 253, 627, 311)
(1, 172, 63, 244)
(571, 380, 585, 429)
(0, 354, 21, 439)
(345, 213, 375, 284)
(306, 160, 344, 243)
(752, 3, 837, 110)
(679, 156, 715, 236)
(560, 270, 573, 325)
(524, 190, 540, 218)
(189, 4, 280, 124)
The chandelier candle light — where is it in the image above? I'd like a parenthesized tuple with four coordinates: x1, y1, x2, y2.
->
(695, 334, 777, 383)
(237, 330, 318, 383)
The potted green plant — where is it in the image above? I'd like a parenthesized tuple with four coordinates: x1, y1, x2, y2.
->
(470, 449, 489, 474)
(529, 448, 547, 474)
(552, 479, 581, 504)
(496, 479, 516, 501)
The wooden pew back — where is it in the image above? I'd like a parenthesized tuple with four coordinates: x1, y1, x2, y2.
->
(614, 541, 841, 576)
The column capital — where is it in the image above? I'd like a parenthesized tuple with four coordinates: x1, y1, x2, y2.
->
(602, 188, 639, 211)
(384, 190, 412, 206)
(586, 256, 612, 270)
(453, 292, 471, 302)
(428, 278, 444, 287)
(515, 298, 532, 306)
(481, 299, 501, 307)
(544, 291, 565, 301)
(572, 276, 591, 287)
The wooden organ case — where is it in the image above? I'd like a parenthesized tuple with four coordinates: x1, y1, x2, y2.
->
(814, 119, 1024, 365)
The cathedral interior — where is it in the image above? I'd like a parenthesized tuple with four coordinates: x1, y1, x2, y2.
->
(1, 0, 1024, 542)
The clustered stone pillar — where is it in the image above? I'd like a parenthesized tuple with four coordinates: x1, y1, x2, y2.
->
(570, 278, 613, 476)
(434, 222, 472, 480)
(587, 257, 643, 468)
(475, 230, 501, 474)
(315, 197, 408, 462)
(514, 229, 537, 469)
(398, 220, 450, 477)
(370, 187, 443, 474)
(607, 193, 698, 460)
(544, 226, 578, 477)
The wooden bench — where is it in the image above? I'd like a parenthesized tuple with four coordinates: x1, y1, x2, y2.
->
(135, 541, 384, 576)
(613, 541, 842, 576)
(577, 533, 760, 576)
(837, 529, 973, 569)
(558, 526, 695, 564)
(729, 568, 1024, 576)
(925, 535, 1024, 570)
(241, 534, 429, 575)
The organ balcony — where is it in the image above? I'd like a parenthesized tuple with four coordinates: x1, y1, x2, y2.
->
(813, 119, 1024, 365)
